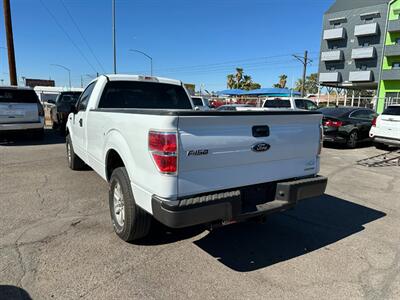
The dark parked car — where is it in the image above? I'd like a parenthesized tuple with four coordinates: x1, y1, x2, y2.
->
(50, 91, 82, 132)
(318, 107, 376, 148)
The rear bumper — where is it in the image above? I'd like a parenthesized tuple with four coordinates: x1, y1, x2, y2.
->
(323, 133, 347, 143)
(373, 136, 400, 147)
(152, 176, 328, 228)
(0, 118, 44, 131)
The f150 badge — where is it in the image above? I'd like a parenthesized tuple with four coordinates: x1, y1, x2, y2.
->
(187, 149, 209, 156)
(251, 143, 271, 153)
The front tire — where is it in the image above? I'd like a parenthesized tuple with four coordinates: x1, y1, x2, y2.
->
(66, 134, 85, 170)
(346, 130, 358, 149)
(109, 167, 152, 242)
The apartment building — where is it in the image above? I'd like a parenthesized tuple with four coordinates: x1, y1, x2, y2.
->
(318, 0, 390, 91)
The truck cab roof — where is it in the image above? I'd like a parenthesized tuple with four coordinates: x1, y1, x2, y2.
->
(102, 74, 182, 86)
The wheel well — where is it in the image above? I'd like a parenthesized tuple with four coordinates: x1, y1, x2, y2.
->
(106, 149, 125, 181)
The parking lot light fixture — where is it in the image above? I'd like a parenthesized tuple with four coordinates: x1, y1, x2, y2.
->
(51, 64, 71, 90)
(129, 49, 153, 76)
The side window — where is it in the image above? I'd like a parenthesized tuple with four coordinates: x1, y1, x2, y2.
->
(77, 82, 96, 112)
(295, 99, 305, 109)
(304, 100, 318, 110)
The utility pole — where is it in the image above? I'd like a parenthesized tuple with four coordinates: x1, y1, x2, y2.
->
(293, 50, 311, 97)
(112, 0, 116, 74)
(3, 0, 17, 86)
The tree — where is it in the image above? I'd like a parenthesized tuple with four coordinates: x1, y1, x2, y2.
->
(226, 68, 261, 91)
(235, 68, 244, 89)
(273, 74, 288, 89)
(295, 73, 318, 95)
(227, 74, 235, 89)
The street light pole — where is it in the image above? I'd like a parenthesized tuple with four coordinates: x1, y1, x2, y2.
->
(129, 49, 153, 76)
(51, 64, 71, 89)
(112, 0, 117, 74)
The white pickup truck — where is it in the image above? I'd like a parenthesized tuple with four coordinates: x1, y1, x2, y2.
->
(66, 75, 327, 242)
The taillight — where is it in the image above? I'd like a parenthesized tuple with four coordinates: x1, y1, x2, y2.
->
(323, 120, 343, 127)
(148, 131, 177, 174)
(372, 117, 377, 127)
(37, 102, 44, 117)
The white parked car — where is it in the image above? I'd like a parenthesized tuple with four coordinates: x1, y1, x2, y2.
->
(0, 86, 45, 138)
(263, 98, 319, 111)
(66, 74, 327, 242)
(370, 105, 400, 149)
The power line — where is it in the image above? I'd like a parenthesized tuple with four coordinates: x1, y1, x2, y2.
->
(39, 0, 98, 74)
(132, 56, 319, 76)
(59, 0, 106, 73)
(150, 53, 298, 73)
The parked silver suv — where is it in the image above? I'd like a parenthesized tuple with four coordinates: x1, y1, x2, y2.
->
(0, 86, 44, 138)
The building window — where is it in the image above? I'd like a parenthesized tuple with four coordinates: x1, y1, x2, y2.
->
(358, 65, 368, 71)
(329, 45, 338, 50)
(363, 42, 370, 47)
(330, 66, 336, 71)
(393, 62, 400, 69)
(333, 22, 341, 28)
(364, 17, 374, 23)
(396, 38, 400, 45)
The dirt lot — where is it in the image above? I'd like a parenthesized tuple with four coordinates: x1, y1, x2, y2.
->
(1, 131, 400, 300)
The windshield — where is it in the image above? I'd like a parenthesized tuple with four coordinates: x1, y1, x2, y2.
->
(383, 106, 400, 116)
(98, 81, 192, 109)
(0, 89, 39, 103)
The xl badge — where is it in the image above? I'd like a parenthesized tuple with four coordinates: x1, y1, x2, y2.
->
(251, 143, 271, 153)
(187, 149, 209, 156)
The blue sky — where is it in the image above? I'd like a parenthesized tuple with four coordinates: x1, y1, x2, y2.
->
(0, 0, 334, 91)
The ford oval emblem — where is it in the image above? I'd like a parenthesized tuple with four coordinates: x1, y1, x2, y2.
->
(251, 143, 271, 153)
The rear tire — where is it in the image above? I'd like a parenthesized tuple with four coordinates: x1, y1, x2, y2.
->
(109, 167, 152, 242)
(346, 131, 358, 149)
(66, 134, 85, 170)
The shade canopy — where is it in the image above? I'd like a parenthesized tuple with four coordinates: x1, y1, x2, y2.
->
(217, 88, 301, 97)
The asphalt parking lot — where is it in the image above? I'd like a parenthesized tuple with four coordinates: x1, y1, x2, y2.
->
(1, 130, 400, 300)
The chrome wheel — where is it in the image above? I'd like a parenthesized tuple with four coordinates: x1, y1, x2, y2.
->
(113, 182, 125, 227)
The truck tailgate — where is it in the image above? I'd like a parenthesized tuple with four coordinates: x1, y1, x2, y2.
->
(177, 113, 322, 197)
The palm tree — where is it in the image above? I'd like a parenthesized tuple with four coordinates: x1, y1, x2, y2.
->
(242, 75, 252, 90)
(227, 74, 235, 89)
(235, 68, 244, 89)
(279, 74, 288, 89)
(295, 79, 304, 93)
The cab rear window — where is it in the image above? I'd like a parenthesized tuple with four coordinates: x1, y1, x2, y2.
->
(0, 89, 39, 103)
(98, 81, 192, 109)
(263, 100, 291, 108)
(383, 106, 400, 116)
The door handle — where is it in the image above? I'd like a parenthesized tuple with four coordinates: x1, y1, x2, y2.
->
(79, 119, 83, 127)
(252, 125, 270, 137)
